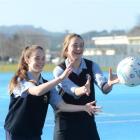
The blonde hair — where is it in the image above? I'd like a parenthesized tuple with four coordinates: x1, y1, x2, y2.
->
(9, 45, 44, 94)
(61, 33, 84, 59)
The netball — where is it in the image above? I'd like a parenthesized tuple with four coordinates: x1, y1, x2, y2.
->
(117, 56, 140, 87)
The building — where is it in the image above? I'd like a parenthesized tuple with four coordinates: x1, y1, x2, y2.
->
(83, 35, 140, 67)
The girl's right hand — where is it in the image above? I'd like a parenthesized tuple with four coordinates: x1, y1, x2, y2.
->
(74, 74, 91, 96)
(83, 74, 91, 96)
(84, 101, 102, 116)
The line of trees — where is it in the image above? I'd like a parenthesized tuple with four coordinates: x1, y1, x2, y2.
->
(0, 27, 65, 62)
(0, 23, 140, 63)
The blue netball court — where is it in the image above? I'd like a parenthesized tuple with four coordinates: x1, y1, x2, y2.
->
(0, 72, 140, 140)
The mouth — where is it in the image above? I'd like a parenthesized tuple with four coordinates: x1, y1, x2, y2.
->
(36, 64, 44, 69)
(74, 50, 82, 54)
(73, 51, 82, 55)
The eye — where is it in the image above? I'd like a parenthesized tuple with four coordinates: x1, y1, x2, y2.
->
(73, 44, 78, 47)
(72, 44, 84, 49)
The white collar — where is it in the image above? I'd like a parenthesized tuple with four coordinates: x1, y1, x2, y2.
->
(27, 71, 43, 85)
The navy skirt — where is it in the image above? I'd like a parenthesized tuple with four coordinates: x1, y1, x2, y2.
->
(6, 131, 41, 140)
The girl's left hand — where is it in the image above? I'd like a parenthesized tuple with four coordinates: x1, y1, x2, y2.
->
(108, 68, 119, 87)
(84, 101, 102, 116)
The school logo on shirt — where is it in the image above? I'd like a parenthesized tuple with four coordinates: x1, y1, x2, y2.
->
(43, 95, 48, 103)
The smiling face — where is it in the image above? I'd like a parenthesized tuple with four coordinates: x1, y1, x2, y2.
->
(67, 36, 84, 62)
(26, 48, 45, 74)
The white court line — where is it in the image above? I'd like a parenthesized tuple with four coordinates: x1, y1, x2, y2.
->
(97, 112, 140, 117)
(44, 119, 140, 127)
(97, 119, 140, 124)
(99, 100, 140, 104)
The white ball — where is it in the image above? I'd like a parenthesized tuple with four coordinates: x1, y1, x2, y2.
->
(117, 56, 140, 87)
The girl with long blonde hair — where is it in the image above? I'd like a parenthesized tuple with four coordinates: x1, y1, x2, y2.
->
(4, 45, 99, 140)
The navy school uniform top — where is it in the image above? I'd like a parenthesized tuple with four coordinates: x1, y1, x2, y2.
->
(53, 58, 111, 98)
(53, 58, 110, 140)
(4, 72, 62, 137)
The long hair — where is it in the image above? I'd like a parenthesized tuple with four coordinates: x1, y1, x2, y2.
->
(61, 33, 84, 59)
(9, 45, 44, 94)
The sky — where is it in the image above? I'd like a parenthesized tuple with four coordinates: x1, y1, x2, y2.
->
(0, 0, 140, 34)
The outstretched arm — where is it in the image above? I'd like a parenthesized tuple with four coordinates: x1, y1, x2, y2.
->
(103, 68, 119, 93)
(57, 100, 102, 116)
(28, 64, 73, 96)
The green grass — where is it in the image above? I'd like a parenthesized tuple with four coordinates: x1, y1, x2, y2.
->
(0, 63, 115, 73)
(101, 66, 116, 72)
(0, 63, 56, 72)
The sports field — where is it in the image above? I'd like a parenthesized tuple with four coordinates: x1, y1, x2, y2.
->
(0, 72, 140, 140)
